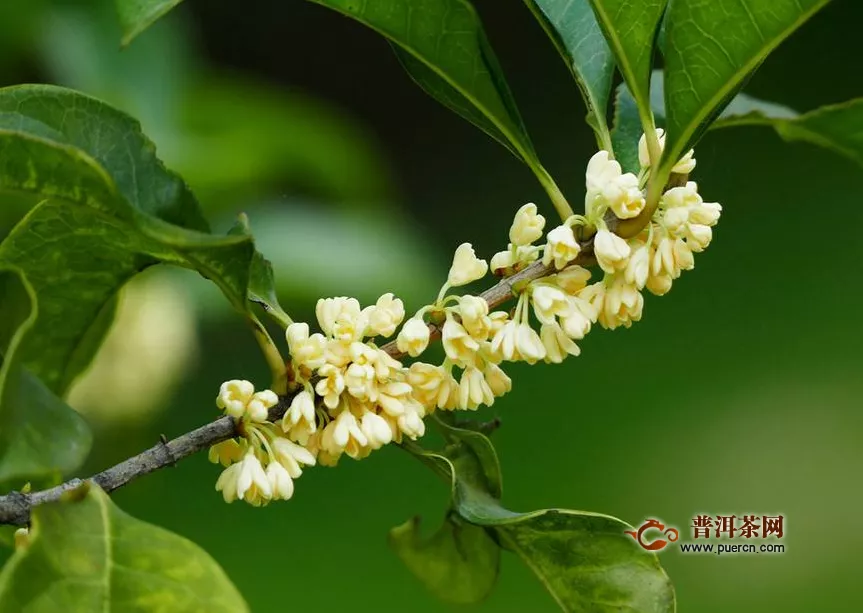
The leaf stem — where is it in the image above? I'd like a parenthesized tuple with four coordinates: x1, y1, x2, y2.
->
(249, 315, 287, 394)
(533, 166, 574, 221)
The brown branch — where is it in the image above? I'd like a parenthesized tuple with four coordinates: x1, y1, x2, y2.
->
(0, 247, 596, 526)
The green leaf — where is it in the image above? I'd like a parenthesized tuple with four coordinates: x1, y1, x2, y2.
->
(0, 483, 248, 611)
(115, 0, 184, 46)
(0, 268, 91, 489)
(641, 72, 863, 170)
(661, 0, 832, 175)
(587, 0, 667, 134)
(402, 422, 675, 613)
(522, 0, 616, 147)
(610, 82, 643, 173)
(389, 513, 500, 605)
(304, 0, 537, 167)
(0, 200, 252, 394)
(0, 85, 264, 393)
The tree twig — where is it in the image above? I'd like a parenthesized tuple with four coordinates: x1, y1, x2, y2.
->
(0, 248, 595, 526)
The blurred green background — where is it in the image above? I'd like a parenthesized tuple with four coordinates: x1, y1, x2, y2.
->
(2, 0, 861, 611)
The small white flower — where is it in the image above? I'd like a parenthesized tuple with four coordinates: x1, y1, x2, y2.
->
(690, 201, 722, 226)
(646, 273, 673, 296)
(458, 295, 491, 340)
(585, 150, 622, 212)
(266, 461, 295, 501)
(530, 283, 572, 325)
(364, 293, 405, 338)
(360, 410, 393, 450)
(542, 225, 581, 270)
(246, 389, 278, 423)
(559, 299, 593, 339)
(409, 362, 456, 410)
(662, 181, 701, 210)
(516, 322, 547, 364)
(442, 314, 480, 365)
(377, 380, 413, 417)
(216, 380, 254, 419)
(315, 364, 345, 410)
(553, 266, 592, 294)
(639, 129, 696, 174)
(490, 248, 516, 273)
(483, 363, 512, 397)
(316, 297, 366, 342)
(236, 451, 272, 504)
(673, 238, 695, 271)
(458, 366, 494, 410)
(541, 323, 581, 363)
(271, 435, 316, 478)
(651, 236, 677, 279)
(600, 275, 644, 330)
(605, 172, 645, 220)
(594, 229, 631, 274)
(686, 224, 713, 252)
(215, 462, 242, 503)
(323, 410, 368, 459)
(448, 243, 488, 287)
(208, 439, 246, 467)
(286, 323, 327, 370)
(396, 317, 430, 357)
(282, 390, 317, 442)
(396, 403, 426, 440)
(624, 242, 650, 290)
(509, 203, 546, 246)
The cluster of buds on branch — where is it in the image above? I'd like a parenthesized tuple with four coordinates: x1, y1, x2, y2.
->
(209, 130, 721, 506)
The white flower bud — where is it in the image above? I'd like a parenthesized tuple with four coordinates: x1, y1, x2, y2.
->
(594, 229, 631, 273)
(236, 452, 272, 503)
(360, 411, 393, 450)
(686, 224, 713, 252)
(458, 366, 494, 410)
(215, 462, 242, 503)
(217, 380, 255, 419)
(266, 461, 295, 501)
(246, 389, 278, 423)
(542, 225, 581, 270)
(690, 201, 722, 226)
(365, 293, 405, 337)
(624, 242, 650, 289)
(639, 129, 695, 174)
(458, 295, 491, 340)
(271, 436, 316, 478)
(585, 150, 622, 211)
(396, 317, 430, 357)
(442, 315, 479, 365)
(490, 249, 516, 273)
(646, 273, 673, 296)
(553, 266, 592, 294)
(448, 243, 488, 287)
(530, 283, 572, 325)
(673, 238, 695, 271)
(509, 203, 546, 246)
(483, 363, 512, 397)
(541, 323, 581, 363)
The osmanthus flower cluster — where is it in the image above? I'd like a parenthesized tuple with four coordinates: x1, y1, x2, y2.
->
(208, 129, 721, 506)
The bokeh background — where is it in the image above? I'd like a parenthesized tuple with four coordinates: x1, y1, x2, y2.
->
(1, 0, 861, 611)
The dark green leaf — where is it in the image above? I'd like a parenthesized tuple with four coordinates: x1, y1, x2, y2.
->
(0, 200, 252, 394)
(643, 73, 863, 169)
(587, 0, 667, 132)
(662, 0, 832, 175)
(523, 0, 615, 146)
(611, 83, 643, 173)
(389, 513, 500, 605)
(0, 85, 264, 392)
(0, 483, 248, 611)
(115, 0, 184, 46)
(0, 268, 91, 489)
(401, 424, 675, 612)
(305, 0, 538, 167)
